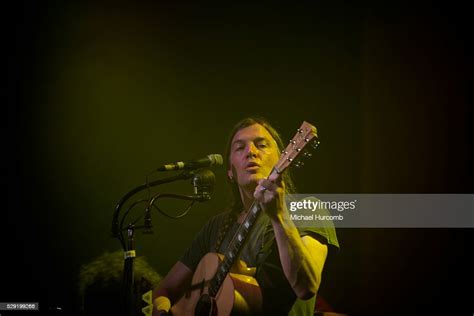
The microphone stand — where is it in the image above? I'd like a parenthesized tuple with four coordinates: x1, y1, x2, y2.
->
(112, 170, 213, 316)
(123, 223, 135, 316)
(111, 171, 197, 247)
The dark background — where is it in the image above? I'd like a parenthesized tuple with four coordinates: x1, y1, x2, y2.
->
(7, 2, 472, 315)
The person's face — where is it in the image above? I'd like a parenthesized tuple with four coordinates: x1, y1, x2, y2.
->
(227, 123, 280, 189)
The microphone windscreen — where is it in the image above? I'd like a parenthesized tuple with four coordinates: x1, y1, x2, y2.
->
(209, 154, 223, 166)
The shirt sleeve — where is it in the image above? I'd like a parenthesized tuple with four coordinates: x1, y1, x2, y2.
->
(299, 226, 340, 251)
(296, 197, 340, 252)
(178, 213, 224, 271)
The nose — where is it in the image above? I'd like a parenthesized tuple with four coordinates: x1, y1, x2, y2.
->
(246, 143, 258, 159)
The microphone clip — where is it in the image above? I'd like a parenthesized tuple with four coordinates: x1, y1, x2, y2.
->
(191, 169, 215, 202)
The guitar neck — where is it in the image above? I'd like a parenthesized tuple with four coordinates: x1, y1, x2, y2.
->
(209, 199, 263, 296)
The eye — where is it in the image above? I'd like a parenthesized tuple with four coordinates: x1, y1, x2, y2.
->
(257, 142, 268, 149)
(234, 145, 244, 151)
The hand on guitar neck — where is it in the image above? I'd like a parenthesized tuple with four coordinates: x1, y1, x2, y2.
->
(253, 171, 286, 219)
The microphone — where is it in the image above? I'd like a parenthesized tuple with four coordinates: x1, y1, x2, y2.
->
(156, 154, 223, 171)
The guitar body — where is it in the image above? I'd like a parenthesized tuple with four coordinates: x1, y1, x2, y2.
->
(172, 253, 262, 316)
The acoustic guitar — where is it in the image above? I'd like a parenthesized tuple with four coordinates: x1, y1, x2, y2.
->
(171, 121, 319, 316)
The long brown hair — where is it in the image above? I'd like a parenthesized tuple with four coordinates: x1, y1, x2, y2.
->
(214, 117, 296, 252)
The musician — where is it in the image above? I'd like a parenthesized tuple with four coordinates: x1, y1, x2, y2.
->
(153, 117, 339, 315)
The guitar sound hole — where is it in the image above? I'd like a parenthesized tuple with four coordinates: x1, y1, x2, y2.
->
(195, 294, 216, 316)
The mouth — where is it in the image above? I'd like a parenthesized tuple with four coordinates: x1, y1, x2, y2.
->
(245, 162, 261, 171)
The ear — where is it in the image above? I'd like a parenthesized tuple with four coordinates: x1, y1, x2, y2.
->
(227, 169, 234, 181)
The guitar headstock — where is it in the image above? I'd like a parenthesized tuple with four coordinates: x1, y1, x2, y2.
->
(274, 121, 319, 174)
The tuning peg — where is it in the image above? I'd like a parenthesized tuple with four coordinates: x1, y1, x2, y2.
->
(302, 150, 313, 158)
